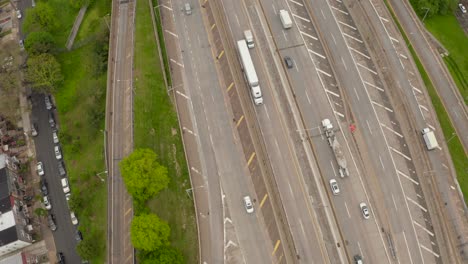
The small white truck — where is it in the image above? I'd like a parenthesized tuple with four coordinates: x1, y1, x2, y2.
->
(279, 9, 292, 29)
(244, 30, 254, 49)
(421, 128, 438, 150)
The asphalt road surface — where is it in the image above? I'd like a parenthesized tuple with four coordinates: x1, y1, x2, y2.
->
(31, 94, 81, 263)
(106, 0, 135, 263)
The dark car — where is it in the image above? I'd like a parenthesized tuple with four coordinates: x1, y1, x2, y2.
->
(41, 180, 48, 196)
(47, 214, 57, 231)
(75, 230, 83, 241)
(58, 161, 66, 177)
(48, 112, 55, 127)
(284, 56, 294, 69)
(57, 252, 65, 264)
(354, 254, 363, 264)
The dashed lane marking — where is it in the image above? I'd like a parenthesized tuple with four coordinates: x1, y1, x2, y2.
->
(164, 29, 178, 38)
(338, 20, 357, 30)
(331, 6, 349, 15)
(397, 170, 419, 185)
(413, 221, 434, 236)
(420, 244, 440, 258)
(170, 58, 184, 68)
(300, 30, 318, 40)
(357, 62, 378, 75)
(364, 81, 384, 92)
(390, 146, 411, 161)
(289, 0, 304, 6)
(349, 47, 370, 59)
(343, 32, 363, 43)
(317, 68, 332, 77)
(308, 48, 326, 59)
(406, 196, 428, 212)
(176, 90, 189, 99)
(292, 13, 311, 23)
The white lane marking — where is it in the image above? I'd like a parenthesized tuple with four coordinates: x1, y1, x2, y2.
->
(364, 81, 384, 92)
(321, 9, 326, 19)
(389, 147, 411, 161)
(299, 219, 306, 236)
(334, 111, 345, 118)
(292, 13, 311, 23)
(357, 62, 378, 75)
(344, 202, 351, 218)
(420, 244, 440, 258)
(308, 48, 326, 59)
(338, 20, 357, 30)
(191, 167, 200, 174)
(283, 30, 288, 41)
(399, 53, 408, 59)
(331, 6, 349, 15)
(349, 47, 371, 59)
(165, 29, 178, 38)
(300, 30, 318, 40)
(289, 0, 304, 7)
(419, 104, 429, 112)
(158, 4, 172, 10)
(288, 181, 294, 196)
(182, 126, 197, 136)
(341, 57, 347, 71)
(325, 89, 340, 98)
(170, 58, 184, 68)
(357, 242, 363, 257)
(413, 221, 434, 236)
(305, 90, 311, 104)
(264, 105, 271, 121)
(399, 58, 405, 69)
(379, 155, 385, 169)
(380, 16, 389, 22)
(450, 185, 455, 190)
(403, 231, 414, 264)
(317, 68, 332, 77)
(397, 170, 419, 185)
(412, 85, 422, 94)
(235, 14, 240, 27)
(343, 32, 363, 43)
(272, 4, 277, 14)
(371, 101, 394, 112)
(330, 161, 338, 177)
(406, 196, 428, 212)
(366, 120, 373, 135)
(427, 124, 435, 131)
(176, 90, 189, 99)
(381, 123, 403, 138)
(353, 86, 360, 101)
(392, 194, 398, 210)
(390, 36, 399, 43)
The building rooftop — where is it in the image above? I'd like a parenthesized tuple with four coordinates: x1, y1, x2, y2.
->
(0, 226, 18, 247)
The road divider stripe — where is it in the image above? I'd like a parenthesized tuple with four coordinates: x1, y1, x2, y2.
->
(217, 50, 224, 60)
(247, 152, 256, 166)
(227, 82, 234, 92)
(272, 240, 281, 255)
(236, 115, 244, 128)
(211, 23, 216, 30)
(124, 208, 132, 216)
(259, 194, 268, 207)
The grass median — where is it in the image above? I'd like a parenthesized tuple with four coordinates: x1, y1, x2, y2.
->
(384, 1, 468, 203)
(133, 0, 198, 262)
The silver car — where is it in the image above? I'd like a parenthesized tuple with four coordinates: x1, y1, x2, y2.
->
(360, 202, 370, 219)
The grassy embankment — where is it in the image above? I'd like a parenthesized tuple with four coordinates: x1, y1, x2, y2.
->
(384, 1, 468, 203)
(133, 0, 198, 262)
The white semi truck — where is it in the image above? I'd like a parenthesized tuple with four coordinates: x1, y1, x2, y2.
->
(244, 30, 254, 48)
(237, 40, 263, 105)
(279, 9, 292, 29)
(322, 119, 349, 177)
(421, 128, 438, 150)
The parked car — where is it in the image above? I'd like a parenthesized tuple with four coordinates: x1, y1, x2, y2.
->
(75, 230, 83, 241)
(65, 193, 71, 201)
(52, 130, 59, 143)
(54, 145, 62, 160)
(36, 162, 44, 176)
(61, 178, 70, 193)
(284, 56, 294, 69)
(31, 123, 38, 136)
(16, 10, 21, 19)
(48, 112, 55, 127)
(44, 94, 52, 110)
(354, 254, 363, 264)
(41, 180, 48, 196)
(329, 179, 340, 195)
(57, 252, 65, 264)
(360, 202, 370, 219)
(58, 161, 66, 177)
(19, 39, 24, 50)
(70, 211, 78, 225)
(47, 214, 57, 231)
(459, 3, 467, 13)
(243, 196, 254, 213)
(43, 196, 52, 210)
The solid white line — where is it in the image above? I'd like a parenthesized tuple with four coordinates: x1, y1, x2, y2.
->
(412, 85, 422, 94)
(379, 155, 384, 169)
(317, 68, 332, 77)
(176, 90, 189, 100)
(338, 20, 357, 30)
(349, 47, 371, 59)
(420, 244, 440, 258)
(332, 34, 337, 45)
(366, 120, 373, 135)
(381, 124, 403, 138)
(343, 32, 363, 43)
(292, 13, 311, 23)
(164, 29, 178, 38)
(331, 6, 349, 15)
(357, 63, 378, 75)
(403, 231, 415, 264)
(380, 16, 389, 22)
(341, 57, 347, 70)
(334, 111, 345, 118)
(321, 9, 326, 19)
(344, 202, 351, 218)
(158, 4, 172, 11)
(371, 101, 393, 112)
(330, 161, 338, 177)
(406, 196, 428, 212)
(289, 0, 304, 7)
(399, 53, 408, 59)
(353, 86, 360, 101)
(419, 104, 429, 111)
(305, 90, 311, 104)
(357, 242, 363, 257)
(390, 36, 399, 43)
(392, 194, 398, 210)
(300, 30, 318, 40)
(397, 170, 419, 185)
(308, 48, 326, 59)
(390, 146, 411, 161)
(325, 89, 340, 97)
(170, 58, 184, 68)
(364, 81, 384, 92)
(413, 221, 434, 236)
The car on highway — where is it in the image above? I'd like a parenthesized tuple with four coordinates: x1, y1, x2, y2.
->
(47, 214, 57, 231)
(54, 145, 62, 160)
(354, 254, 363, 264)
(36, 162, 44, 176)
(243, 196, 254, 213)
(41, 180, 48, 196)
(360, 202, 370, 219)
(44, 94, 52, 110)
(43, 196, 52, 210)
(61, 178, 70, 193)
(284, 56, 294, 69)
(184, 3, 192, 15)
(16, 10, 21, 19)
(58, 161, 66, 177)
(70, 211, 78, 225)
(329, 179, 340, 195)
(459, 3, 467, 13)
(53, 130, 59, 143)
(31, 123, 38, 136)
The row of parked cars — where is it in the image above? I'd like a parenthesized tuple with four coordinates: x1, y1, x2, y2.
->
(36, 95, 80, 235)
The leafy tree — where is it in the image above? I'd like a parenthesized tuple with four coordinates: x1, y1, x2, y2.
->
(26, 53, 63, 93)
(76, 238, 99, 260)
(34, 208, 47, 217)
(25, 31, 55, 55)
(23, 2, 59, 33)
(140, 246, 184, 264)
(130, 214, 170, 251)
(69, 0, 92, 9)
(119, 149, 169, 201)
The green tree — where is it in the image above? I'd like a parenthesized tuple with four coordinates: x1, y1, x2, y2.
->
(34, 208, 47, 217)
(140, 246, 184, 264)
(23, 2, 59, 33)
(76, 238, 99, 260)
(131, 214, 170, 251)
(25, 31, 55, 55)
(26, 53, 63, 93)
(119, 149, 169, 201)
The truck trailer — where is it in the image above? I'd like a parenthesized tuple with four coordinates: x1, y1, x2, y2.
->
(322, 119, 349, 177)
(244, 30, 254, 48)
(279, 10, 292, 29)
(421, 128, 438, 150)
(237, 40, 263, 105)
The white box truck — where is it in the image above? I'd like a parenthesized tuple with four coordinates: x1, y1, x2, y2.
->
(237, 40, 263, 105)
(279, 9, 292, 29)
(421, 128, 438, 150)
(244, 30, 254, 48)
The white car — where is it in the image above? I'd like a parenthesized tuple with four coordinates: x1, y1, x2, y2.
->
(360, 202, 370, 219)
(52, 131, 59, 144)
(36, 162, 44, 176)
(44, 95, 52, 110)
(54, 146, 62, 160)
(243, 196, 254, 213)
(329, 179, 340, 195)
(65, 193, 71, 201)
(16, 10, 21, 19)
(61, 178, 70, 193)
(43, 196, 52, 210)
(70, 211, 79, 225)
(460, 3, 467, 13)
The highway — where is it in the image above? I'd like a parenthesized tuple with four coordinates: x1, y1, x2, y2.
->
(106, 0, 135, 262)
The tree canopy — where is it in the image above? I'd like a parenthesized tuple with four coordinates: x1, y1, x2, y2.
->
(26, 53, 63, 93)
(23, 2, 59, 33)
(140, 246, 184, 264)
(119, 148, 169, 201)
(130, 214, 171, 251)
(410, 0, 457, 18)
(25, 31, 55, 55)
